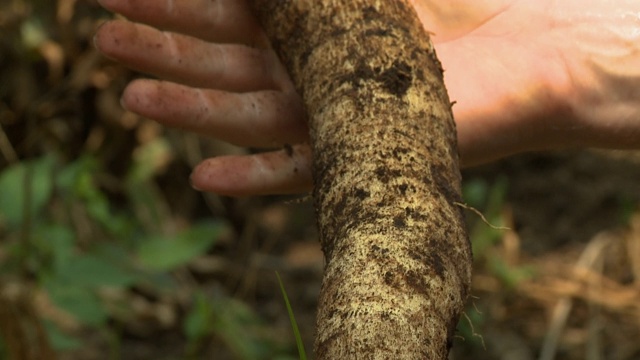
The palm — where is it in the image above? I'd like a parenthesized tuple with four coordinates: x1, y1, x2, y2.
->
(418, 0, 568, 165)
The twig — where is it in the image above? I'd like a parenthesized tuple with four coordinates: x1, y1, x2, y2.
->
(538, 233, 612, 360)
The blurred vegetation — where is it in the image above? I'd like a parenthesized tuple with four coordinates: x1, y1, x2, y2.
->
(0, 0, 300, 359)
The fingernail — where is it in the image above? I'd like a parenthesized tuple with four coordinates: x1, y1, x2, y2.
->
(189, 173, 202, 191)
(119, 96, 129, 111)
(92, 22, 105, 49)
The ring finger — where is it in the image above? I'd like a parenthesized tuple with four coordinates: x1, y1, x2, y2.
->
(95, 20, 290, 92)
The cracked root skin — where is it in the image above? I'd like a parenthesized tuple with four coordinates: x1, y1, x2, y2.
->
(249, 1, 472, 358)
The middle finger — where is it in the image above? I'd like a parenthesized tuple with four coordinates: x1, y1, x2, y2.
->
(95, 20, 287, 92)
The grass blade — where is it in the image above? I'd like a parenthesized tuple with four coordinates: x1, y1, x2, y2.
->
(275, 271, 307, 360)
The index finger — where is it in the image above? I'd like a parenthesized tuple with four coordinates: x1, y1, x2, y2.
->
(97, 0, 267, 47)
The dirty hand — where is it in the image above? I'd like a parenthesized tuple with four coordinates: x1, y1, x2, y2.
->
(95, 0, 640, 196)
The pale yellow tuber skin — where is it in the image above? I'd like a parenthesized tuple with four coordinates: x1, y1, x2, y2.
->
(248, 1, 471, 358)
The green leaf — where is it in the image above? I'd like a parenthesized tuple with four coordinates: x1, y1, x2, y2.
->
(21, 18, 48, 50)
(210, 297, 270, 359)
(47, 227, 75, 270)
(489, 259, 535, 289)
(462, 178, 489, 209)
(0, 155, 56, 227)
(469, 177, 509, 258)
(184, 292, 214, 341)
(31, 223, 75, 274)
(137, 221, 224, 271)
(55, 254, 137, 289)
(45, 282, 108, 327)
(456, 304, 486, 348)
(127, 138, 173, 184)
(184, 292, 274, 359)
(43, 321, 82, 351)
(56, 155, 99, 193)
(56, 155, 133, 236)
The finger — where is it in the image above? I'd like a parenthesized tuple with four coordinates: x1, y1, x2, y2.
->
(121, 79, 308, 148)
(95, 20, 286, 92)
(190, 145, 313, 197)
(97, 0, 265, 46)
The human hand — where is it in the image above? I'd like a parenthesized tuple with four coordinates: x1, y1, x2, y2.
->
(413, 0, 640, 165)
(95, 0, 640, 197)
(95, 0, 311, 196)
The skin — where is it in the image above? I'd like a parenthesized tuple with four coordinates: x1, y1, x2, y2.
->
(94, 0, 640, 196)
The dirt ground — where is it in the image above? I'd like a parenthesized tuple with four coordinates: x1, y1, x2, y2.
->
(1, 1, 639, 359)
